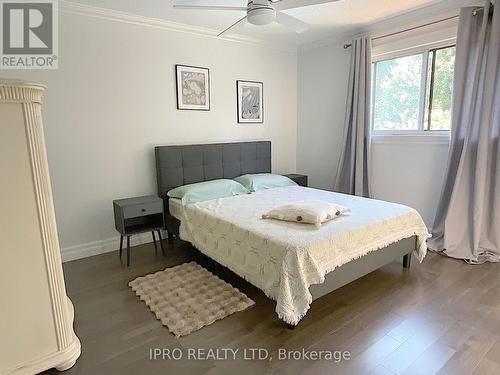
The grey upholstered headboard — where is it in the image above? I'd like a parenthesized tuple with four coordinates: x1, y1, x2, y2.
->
(155, 141, 271, 198)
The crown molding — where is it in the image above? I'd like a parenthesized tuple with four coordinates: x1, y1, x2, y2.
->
(0, 79, 46, 103)
(297, 30, 361, 53)
(360, 0, 477, 37)
(59, 0, 297, 53)
(297, 0, 481, 53)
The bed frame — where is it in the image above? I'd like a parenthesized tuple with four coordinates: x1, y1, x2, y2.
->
(154, 141, 414, 327)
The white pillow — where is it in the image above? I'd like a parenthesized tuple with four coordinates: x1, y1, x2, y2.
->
(262, 200, 350, 227)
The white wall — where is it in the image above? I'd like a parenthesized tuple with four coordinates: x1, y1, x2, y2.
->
(297, 42, 351, 190)
(1, 9, 297, 260)
(371, 136, 450, 225)
(297, 41, 450, 228)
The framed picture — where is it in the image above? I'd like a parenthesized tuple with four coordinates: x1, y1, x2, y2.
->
(237, 80, 263, 123)
(175, 65, 210, 111)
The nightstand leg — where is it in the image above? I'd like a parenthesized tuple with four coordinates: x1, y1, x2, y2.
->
(157, 230, 165, 256)
(119, 235, 123, 259)
(403, 253, 412, 269)
(151, 231, 157, 254)
(126, 235, 131, 267)
(167, 232, 174, 244)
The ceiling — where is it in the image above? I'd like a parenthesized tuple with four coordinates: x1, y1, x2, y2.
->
(64, 0, 468, 48)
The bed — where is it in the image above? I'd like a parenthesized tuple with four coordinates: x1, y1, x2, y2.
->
(155, 141, 428, 326)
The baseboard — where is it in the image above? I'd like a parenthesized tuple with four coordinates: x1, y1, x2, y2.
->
(61, 231, 167, 263)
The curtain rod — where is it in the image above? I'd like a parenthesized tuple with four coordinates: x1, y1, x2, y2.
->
(343, 6, 486, 49)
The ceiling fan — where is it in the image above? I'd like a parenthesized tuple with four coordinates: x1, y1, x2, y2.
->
(173, 0, 339, 36)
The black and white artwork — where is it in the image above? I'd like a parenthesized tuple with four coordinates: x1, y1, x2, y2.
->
(237, 80, 263, 123)
(176, 65, 210, 111)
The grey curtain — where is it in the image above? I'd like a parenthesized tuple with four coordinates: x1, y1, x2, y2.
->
(334, 37, 372, 197)
(429, 1, 499, 263)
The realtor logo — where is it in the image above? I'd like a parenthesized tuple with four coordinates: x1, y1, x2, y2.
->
(1, 0, 58, 69)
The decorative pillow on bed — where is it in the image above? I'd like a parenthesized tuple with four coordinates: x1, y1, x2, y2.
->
(262, 200, 350, 227)
(234, 173, 297, 192)
(167, 179, 250, 205)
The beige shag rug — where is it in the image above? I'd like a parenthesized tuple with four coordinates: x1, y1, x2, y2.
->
(129, 262, 255, 337)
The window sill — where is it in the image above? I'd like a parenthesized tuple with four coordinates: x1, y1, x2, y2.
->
(371, 133, 451, 145)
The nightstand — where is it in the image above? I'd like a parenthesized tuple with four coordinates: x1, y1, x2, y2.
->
(283, 173, 308, 187)
(113, 195, 165, 266)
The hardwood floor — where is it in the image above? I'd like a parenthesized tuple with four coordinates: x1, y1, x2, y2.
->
(42, 239, 500, 375)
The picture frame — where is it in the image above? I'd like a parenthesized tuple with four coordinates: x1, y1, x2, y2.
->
(175, 64, 210, 111)
(236, 80, 263, 123)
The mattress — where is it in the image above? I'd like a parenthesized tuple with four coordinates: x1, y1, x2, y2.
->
(168, 198, 183, 221)
(179, 186, 429, 325)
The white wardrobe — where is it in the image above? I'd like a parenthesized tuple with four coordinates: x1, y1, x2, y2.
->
(0, 79, 80, 374)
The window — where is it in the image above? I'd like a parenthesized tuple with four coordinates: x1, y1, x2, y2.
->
(372, 45, 455, 133)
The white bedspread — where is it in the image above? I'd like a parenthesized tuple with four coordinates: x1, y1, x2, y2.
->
(168, 198, 184, 221)
(180, 186, 429, 325)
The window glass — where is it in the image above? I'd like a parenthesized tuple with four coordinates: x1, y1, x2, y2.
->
(424, 47, 456, 130)
(373, 54, 423, 131)
(372, 45, 456, 133)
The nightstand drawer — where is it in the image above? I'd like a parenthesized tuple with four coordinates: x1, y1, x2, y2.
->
(123, 202, 163, 219)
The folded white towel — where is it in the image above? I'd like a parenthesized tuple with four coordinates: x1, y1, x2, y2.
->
(262, 200, 350, 227)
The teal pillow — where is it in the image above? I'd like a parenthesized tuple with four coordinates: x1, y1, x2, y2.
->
(167, 179, 250, 205)
(234, 173, 297, 192)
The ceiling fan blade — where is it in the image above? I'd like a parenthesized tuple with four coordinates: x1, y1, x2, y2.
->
(218, 15, 248, 37)
(275, 12, 309, 33)
(173, 0, 247, 11)
(274, 0, 339, 11)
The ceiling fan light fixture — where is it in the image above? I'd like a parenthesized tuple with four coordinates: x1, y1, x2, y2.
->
(247, 7, 276, 25)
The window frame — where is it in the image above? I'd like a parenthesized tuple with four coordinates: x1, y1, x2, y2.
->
(371, 40, 456, 136)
